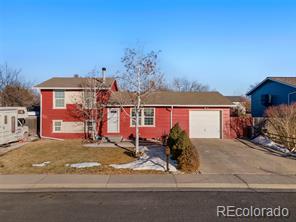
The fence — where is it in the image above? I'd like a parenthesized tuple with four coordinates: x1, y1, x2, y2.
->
(230, 116, 253, 138)
(263, 131, 296, 151)
(25, 116, 40, 137)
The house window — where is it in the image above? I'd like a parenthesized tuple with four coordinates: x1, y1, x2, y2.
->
(18, 118, 25, 127)
(144, 108, 154, 125)
(131, 108, 155, 127)
(54, 90, 65, 108)
(53, 120, 62, 132)
(131, 109, 142, 126)
(261, 94, 273, 107)
(86, 120, 95, 132)
(4, 115, 7, 124)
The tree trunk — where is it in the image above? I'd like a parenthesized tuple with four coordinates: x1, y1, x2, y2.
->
(135, 95, 141, 155)
(92, 119, 96, 141)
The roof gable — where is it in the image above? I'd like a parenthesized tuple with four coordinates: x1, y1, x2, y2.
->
(246, 77, 296, 96)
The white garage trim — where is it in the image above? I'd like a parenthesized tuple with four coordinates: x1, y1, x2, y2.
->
(189, 110, 223, 139)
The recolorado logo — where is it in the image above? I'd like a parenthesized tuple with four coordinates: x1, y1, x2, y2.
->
(217, 205, 290, 218)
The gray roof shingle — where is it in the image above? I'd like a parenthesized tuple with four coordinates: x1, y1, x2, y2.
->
(35, 77, 115, 89)
(109, 91, 233, 106)
(269, 77, 296, 87)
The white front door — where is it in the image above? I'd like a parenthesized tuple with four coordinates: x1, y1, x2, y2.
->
(107, 108, 120, 133)
(189, 110, 221, 138)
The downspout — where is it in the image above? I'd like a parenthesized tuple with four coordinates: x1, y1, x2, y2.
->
(170, 105, 174, 129)
(39, 89, 42, 138)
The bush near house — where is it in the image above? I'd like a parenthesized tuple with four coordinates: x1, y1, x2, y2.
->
(167, 123, 183, 159)
(167, 123, 199, 172)
(265, 103, 296, 152)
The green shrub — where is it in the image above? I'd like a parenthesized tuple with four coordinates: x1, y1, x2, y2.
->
(172, 130, 190, 159)
(167, 123, 183, 158)
(167, 124, 199, 172)
(177, 142, 199, 173)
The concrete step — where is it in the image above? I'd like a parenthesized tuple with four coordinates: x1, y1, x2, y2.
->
(106, 136, 123, 143)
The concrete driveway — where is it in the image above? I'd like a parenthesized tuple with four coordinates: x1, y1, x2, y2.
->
(192, 139, 296, 175)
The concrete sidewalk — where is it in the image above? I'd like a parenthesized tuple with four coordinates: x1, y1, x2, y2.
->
(1, 174, 296, 191)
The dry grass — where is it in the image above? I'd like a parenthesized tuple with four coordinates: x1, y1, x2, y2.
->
(0, 139, 162, 174)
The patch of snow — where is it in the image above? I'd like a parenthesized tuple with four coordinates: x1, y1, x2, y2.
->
(252, 136, 296, 156)
(110, 146, 178, 172)
(32, 161, 51, 167)
(65, 162, 101, 168)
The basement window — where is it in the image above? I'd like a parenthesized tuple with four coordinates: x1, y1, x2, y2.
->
(53, 120, 62, 132)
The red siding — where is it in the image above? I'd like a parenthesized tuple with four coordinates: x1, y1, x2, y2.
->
(110, 81, 118, 91)
(41, 90, 84, 139)
(102, 107, 232, 140)
(41, 87, 232, 139)
(230, 116, 253, 138)
(41, 81, 118, 139)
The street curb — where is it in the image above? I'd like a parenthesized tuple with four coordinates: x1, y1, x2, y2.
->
(176, 183, 249, 189)
(1, 183, 296, 191)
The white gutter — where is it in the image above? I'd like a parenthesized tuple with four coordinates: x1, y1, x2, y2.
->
(170, 106, 173, 129)
(33, 87, 111, 90)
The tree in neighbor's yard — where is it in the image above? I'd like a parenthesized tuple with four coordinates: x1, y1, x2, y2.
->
(171, 78, 209, 92)
(0, 63, 39, 107)
(71, 69, 110, 141)
(119, 48, 164, 155)
(265, 103, 296, 152)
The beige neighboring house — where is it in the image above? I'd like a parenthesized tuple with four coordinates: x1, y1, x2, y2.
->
(226, 96, 250, 116)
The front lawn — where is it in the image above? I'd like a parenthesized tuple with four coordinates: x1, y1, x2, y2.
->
(0, 139, 162, 174)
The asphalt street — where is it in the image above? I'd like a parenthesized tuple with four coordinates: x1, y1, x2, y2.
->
(0, 190, 295, 222)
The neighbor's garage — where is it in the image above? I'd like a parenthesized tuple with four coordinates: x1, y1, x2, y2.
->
(189, 110, 221, 138)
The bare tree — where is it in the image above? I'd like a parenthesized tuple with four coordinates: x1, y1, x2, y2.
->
(248, 82, 260, 92)
(265, 103, 296, 152)
(171, 78, 209, 92)
(71, 70, 110, 141)
(118, 48, 164, 155)
(0, 63, 39, 107)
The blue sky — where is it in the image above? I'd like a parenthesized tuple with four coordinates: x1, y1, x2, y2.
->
(1, 0, 296, 95)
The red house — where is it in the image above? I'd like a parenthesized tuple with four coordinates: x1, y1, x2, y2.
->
(35, 76, 234, 140)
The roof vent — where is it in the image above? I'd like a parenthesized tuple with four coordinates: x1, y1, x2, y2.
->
(74, 74, 79, 78)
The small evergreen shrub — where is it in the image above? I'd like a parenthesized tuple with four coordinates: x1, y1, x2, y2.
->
(167, 123, 183, 159)
(173, 130, 190, 159)
(167, 124, 199, 172)
(177, 143, 199, 173)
